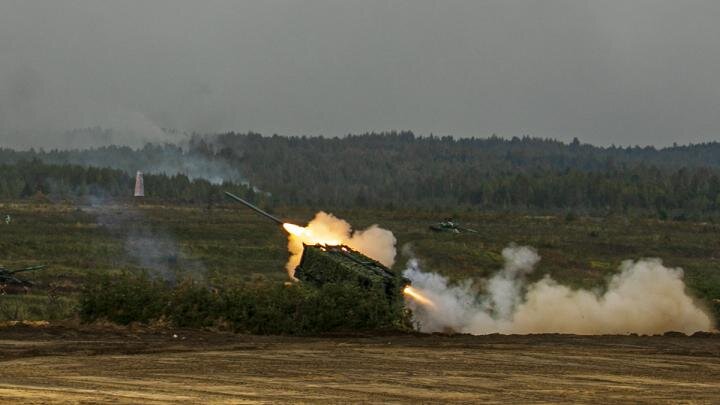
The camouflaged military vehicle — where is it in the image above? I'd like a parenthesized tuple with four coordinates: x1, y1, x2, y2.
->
(429, 218, 478, 234)
(0, 265, 46, 294)
(294, 244, 408, 301)
(224, 191, 409, 303)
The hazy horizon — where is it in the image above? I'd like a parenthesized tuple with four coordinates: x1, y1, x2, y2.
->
(2, 1, 719, 149)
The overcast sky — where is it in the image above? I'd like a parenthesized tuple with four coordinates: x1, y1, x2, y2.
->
(1, 0, 719, 147)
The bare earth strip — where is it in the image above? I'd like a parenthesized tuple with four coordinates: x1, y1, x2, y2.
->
(0, 327, 718, 404)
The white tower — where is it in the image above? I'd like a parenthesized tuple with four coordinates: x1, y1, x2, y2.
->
(134, 171, 145, 197)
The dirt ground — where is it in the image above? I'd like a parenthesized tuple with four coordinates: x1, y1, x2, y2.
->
(0, 325, 718, 404)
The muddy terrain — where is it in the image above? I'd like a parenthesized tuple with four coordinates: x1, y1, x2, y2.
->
(0, 325, 718, 403)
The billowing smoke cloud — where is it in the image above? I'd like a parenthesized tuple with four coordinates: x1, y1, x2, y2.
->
(285, 211, 396, 278)
(404, 245, 714, 335)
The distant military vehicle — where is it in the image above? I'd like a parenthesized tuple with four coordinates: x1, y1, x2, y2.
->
(0, 265, 47, 293)
(429, 218, 478, 234)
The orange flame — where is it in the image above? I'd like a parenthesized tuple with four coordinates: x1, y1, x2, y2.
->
(283, 223, 306, 237)
(283, 222, 342, 246)
(403, 286, 436, 309)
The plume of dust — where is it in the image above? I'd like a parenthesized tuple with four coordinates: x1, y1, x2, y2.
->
(285, 211, 396, 278)
(404, 244, 714, 335)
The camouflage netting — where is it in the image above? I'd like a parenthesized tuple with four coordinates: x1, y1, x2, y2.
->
(294, 244, 408, 303)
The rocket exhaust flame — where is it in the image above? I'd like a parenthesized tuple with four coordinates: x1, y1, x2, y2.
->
(403, 286, 436, 309)
(282, 223, 305, 236)
(283, 223, 341, 246)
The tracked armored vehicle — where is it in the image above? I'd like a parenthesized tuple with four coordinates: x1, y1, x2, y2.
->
(429, 218, 478, 234)
(0, 265, 47, 294)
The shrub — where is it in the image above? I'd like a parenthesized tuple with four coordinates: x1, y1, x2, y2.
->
(79, 275, 411, 334)
(166, 280, 218, 328)
(79, 272, 168, 325)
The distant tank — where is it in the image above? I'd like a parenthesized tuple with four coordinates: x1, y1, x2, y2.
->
(294, 244, 409, 301)
(0, 265, 47, 294)
(429, 218, 478, 234)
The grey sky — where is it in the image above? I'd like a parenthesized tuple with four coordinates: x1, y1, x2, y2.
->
(1, 0, 719, 148)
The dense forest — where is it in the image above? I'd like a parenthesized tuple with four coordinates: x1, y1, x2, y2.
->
(3, 131, 720, 218)
(0, 140, 242, 185)
(0, 159, 256, 205)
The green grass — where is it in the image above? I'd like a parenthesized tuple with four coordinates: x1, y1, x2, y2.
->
(1, 201, 719, 321)
(0, 294, 76, 321)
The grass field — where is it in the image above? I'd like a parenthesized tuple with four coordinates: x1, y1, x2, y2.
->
(1, 201, 719, 322)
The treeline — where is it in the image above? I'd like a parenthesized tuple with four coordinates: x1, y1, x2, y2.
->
(0, 141, 242, 185)
(0, 159, 256, 204)
(4, 132, 720, 216)
(205, 132, 720, 216)
(211, 131, 720, 171)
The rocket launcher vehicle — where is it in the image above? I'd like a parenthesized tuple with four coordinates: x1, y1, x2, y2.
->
(224, 192, 408, 302)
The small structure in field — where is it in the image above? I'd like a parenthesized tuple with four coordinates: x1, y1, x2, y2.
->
(134, 171, 145, 197)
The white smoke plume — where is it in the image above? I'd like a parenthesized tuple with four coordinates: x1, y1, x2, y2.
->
(285, 211, 396, 278)
(404, 244, 715, 335)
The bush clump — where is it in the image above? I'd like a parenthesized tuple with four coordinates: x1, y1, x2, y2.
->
(79, 273, 411, 334)
(79, 272, 168, 325)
